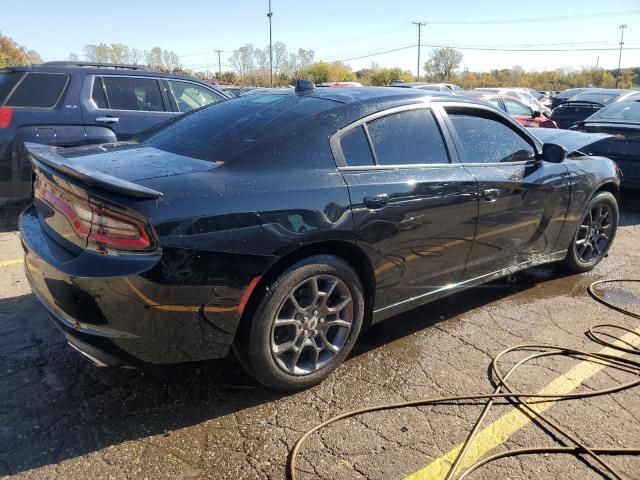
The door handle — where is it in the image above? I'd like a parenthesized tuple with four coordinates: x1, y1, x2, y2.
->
(364, 194, 389, 209)
(481, 189, 500, 202)
(96, 116, 119, 124)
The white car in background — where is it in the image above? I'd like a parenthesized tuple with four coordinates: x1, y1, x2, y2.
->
(474, 87, 552, 116)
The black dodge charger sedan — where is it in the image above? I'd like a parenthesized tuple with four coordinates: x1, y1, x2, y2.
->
(20, 85, 620, 391)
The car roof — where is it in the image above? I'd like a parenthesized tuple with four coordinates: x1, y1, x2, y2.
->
(1, 62, 214, 84)
(252, 86, 470, 105)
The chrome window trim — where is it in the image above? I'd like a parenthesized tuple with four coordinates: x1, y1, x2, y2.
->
(5, 72, 70, 110)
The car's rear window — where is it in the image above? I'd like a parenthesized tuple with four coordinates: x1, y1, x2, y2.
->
(142, 93, 336, 162)
(590, 101, 640, 121)
(568, 92, 619, 105)
(5, 72, 69, 108)
(0, 71, 23, 103)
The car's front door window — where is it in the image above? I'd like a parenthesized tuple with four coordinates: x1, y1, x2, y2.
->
(504, 99, 533, 117)
(447, 111, 536, 163)
(167, 80, 223, 112)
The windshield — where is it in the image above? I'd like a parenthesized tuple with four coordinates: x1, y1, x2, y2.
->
(589, 101, 640, 122)
(569, 92, 619, 105)
(141, 93, 335, 162)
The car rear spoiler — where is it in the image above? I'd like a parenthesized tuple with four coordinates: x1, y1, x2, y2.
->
(25, 142, 163, 199)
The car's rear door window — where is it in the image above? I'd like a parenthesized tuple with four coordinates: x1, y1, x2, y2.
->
(340, 126, 375, 166)
(100, 76, 165, 112)
(5, 72, 68, 108)
(446, 109, 536, 163)
(366, 109, 449, 165)
(167, 80, 224, 112)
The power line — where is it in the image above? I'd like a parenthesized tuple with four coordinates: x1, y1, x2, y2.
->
(425, 9, 640, 25)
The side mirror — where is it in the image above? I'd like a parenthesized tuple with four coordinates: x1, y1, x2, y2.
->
(542, 143, 567, 163)
(532, 110, 541, 118)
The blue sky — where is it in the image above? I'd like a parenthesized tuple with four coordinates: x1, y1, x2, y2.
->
(2, 0, 640, 75)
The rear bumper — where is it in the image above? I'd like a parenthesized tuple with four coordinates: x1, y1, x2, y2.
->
(20, 204, 246, 365)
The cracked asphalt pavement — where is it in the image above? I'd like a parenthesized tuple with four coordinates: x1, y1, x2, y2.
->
(1, 196, 639, 480)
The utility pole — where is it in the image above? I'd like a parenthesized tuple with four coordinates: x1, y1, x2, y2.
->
(214, 49, 222, 76)
(268, 0, 273, 86)
(413, 21, 426, 82)
(615, 24, 627, 88)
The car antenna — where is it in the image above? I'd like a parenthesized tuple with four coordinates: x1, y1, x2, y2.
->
(19, 47, 34, 67)
(295, 79, 315, 93)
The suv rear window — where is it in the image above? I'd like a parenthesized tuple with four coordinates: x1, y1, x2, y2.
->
(5, 72, 68, 108)
(142, 93, 335, 162)
(0, 71, 23, 102)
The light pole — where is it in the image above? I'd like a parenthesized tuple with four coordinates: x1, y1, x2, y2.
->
(268, 0, 273, 86)
(413, 21, 426, 82)
(615, 24, 627, 88)
(214, 49, 222, 77)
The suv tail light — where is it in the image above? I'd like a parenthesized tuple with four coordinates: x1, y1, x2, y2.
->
(34, 179, 152, 251)
(0, 107, 13, 128)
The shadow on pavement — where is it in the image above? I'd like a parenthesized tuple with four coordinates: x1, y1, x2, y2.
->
(0, 264, 569, 476)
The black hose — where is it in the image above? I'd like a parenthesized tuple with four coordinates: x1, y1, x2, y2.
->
(287, 279, 640, 479)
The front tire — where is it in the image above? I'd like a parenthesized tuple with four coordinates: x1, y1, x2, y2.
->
(234, 255, 365, 392)
(563, 191, 618, 273)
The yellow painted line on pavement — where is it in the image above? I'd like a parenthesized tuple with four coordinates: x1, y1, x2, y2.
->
(0, 258, 22, 268)
(405, 326, 640, 480)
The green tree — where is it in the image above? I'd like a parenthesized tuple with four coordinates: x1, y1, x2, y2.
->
(298, 61, 355, 83)
(0, 32, 42, 67)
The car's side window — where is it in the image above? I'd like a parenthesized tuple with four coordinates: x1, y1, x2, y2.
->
(486, 98, 503, 110)
(365, 109, 449, 165)
(446, 109, 536, 164)
(99, 76, 165, 112)
(340, 126, 375, 166)
(5, 73, 69, 108)
(167, 80, 223, 113)
(504, 99, 532, 117)
(91, 77, 108, 109)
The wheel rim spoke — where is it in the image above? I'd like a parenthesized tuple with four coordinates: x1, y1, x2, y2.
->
(271, 273, 354, 376)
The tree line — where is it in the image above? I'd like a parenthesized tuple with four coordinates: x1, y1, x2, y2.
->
(0, 31, 42, 67)
(1, 33, 637, 90)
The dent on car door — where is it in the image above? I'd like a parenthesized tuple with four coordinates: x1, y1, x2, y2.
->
(334, 106, 478, 320)
(443, 106, 571, 278)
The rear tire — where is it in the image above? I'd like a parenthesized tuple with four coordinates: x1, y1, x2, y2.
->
(234, 255, 365, 392)
(563, 191, 618, 273)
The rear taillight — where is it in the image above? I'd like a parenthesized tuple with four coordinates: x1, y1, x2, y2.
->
(34, 179, 152, 251)
(0, 107, 13, 128)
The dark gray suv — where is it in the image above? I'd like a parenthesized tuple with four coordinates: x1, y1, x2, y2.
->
(0, 62, 228, 204)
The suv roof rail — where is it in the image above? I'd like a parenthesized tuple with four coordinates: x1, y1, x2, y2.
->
(40, 61, 151, 71)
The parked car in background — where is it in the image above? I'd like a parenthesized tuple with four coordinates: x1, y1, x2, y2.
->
(217, 84, 245, 97)
(20, 86, 619, 391)
(461, 91, 558, 128)
(473, 87, 551, 116)
(550, 88, 595, 109)
(390, 82, 461, 93)
(571, 100, 640, 188)
(0, 61, 228, 204)
(549, 89, 638, 129)
(317, 81, 363, 87)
